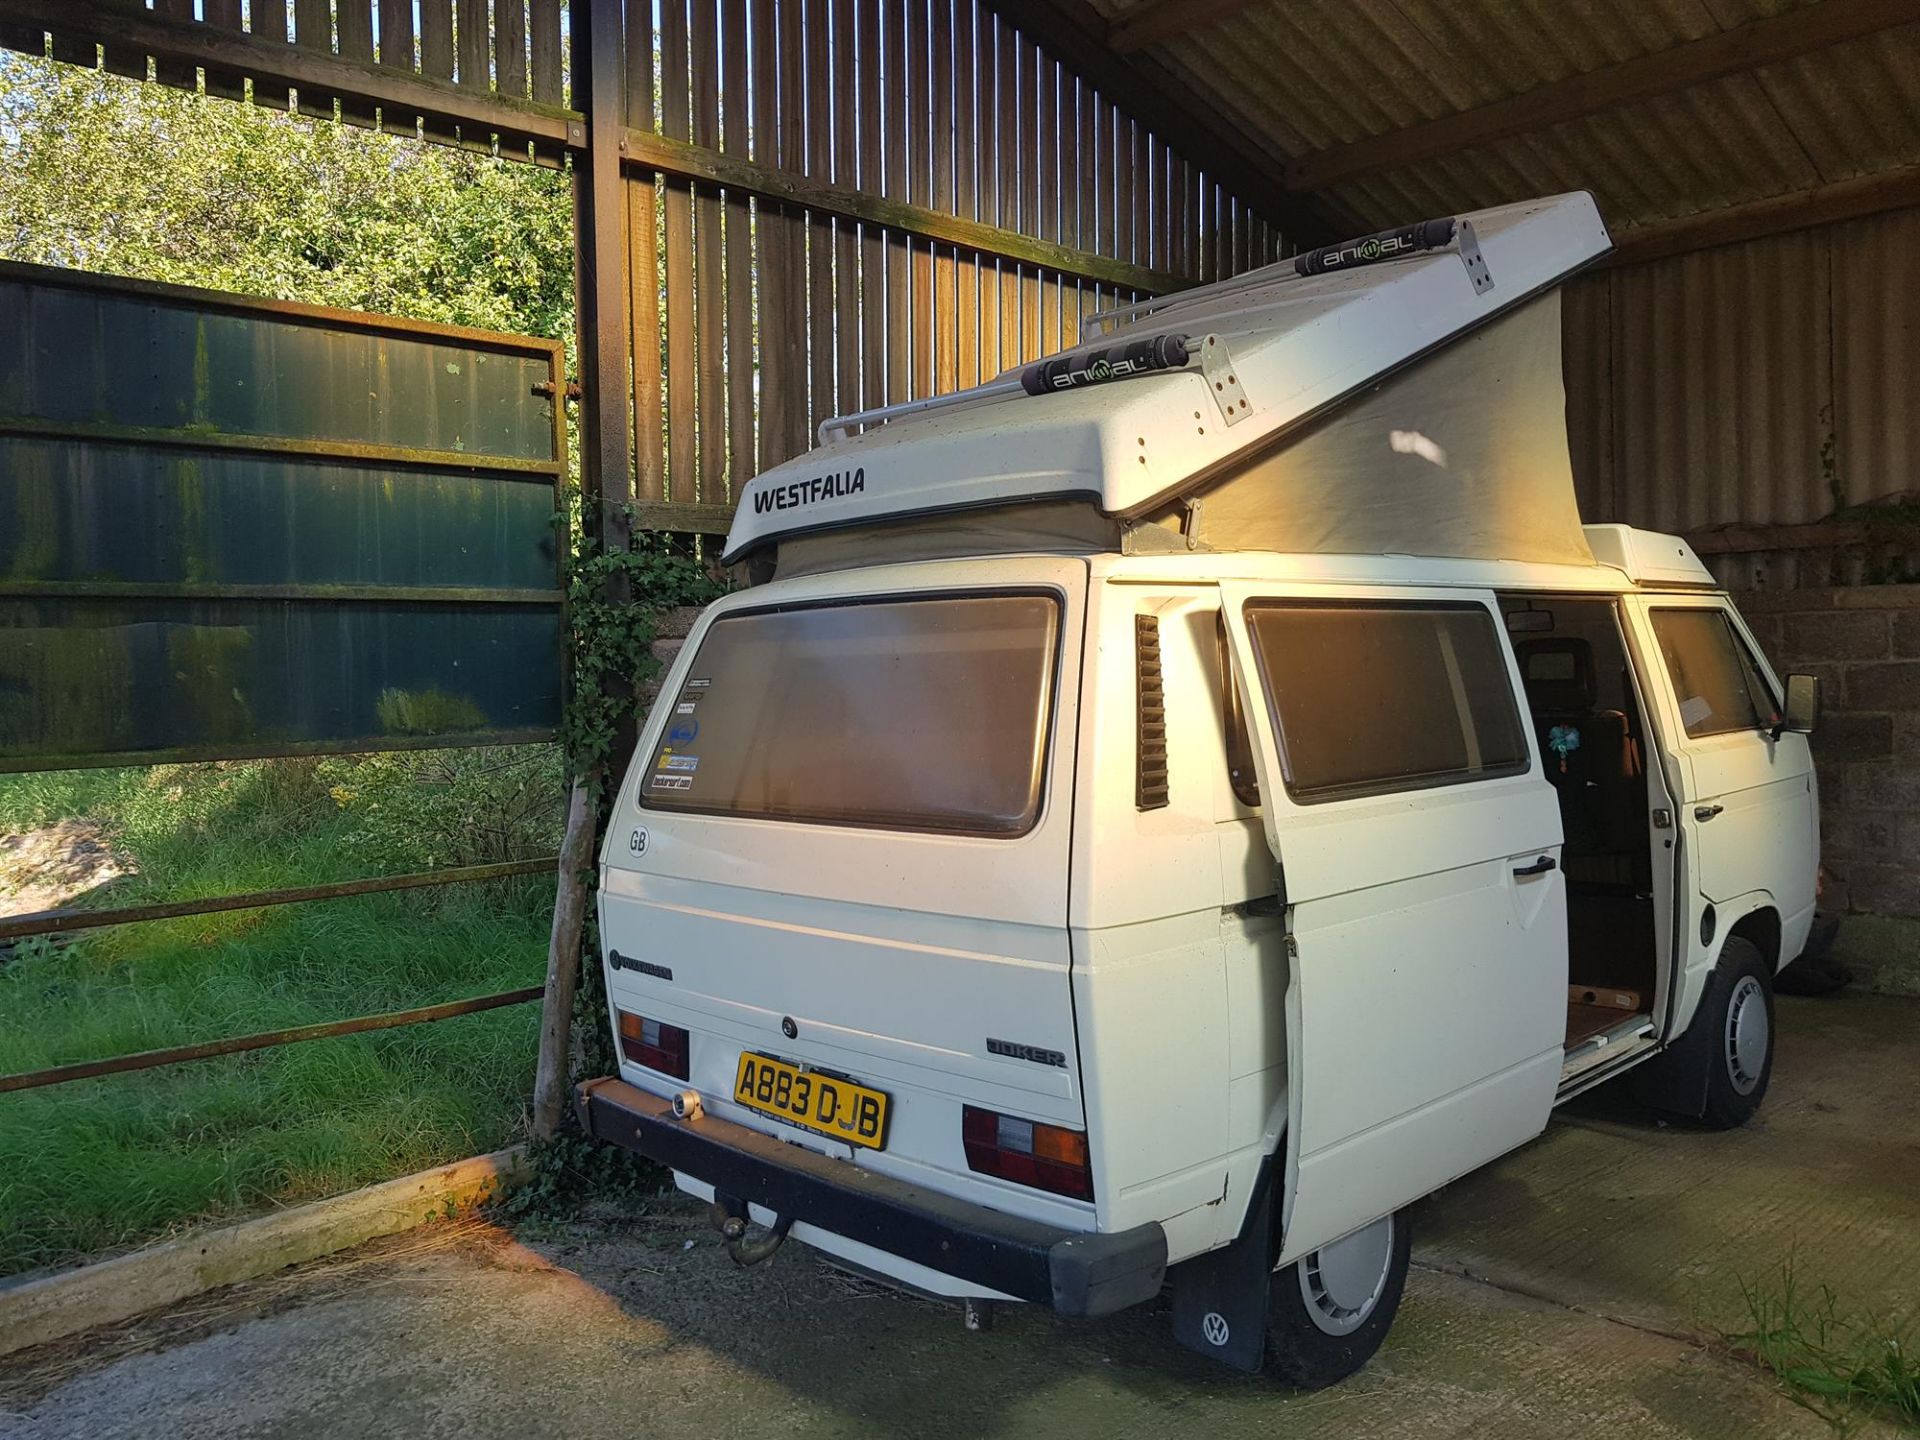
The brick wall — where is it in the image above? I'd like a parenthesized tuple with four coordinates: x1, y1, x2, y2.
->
(1736, 584, 1920, 994)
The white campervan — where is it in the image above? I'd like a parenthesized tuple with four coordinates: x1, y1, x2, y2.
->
(575, 193, 1823, 1387)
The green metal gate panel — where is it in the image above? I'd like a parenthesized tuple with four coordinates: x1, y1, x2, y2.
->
(0, 262, 568, 770)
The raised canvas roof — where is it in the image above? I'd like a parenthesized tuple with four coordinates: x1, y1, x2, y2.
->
(722, 192, 1613, 566)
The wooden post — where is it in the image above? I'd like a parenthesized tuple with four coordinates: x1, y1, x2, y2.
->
(575, 0, 635, 553)
(536, 0, 632, 1140)
(532, 777, 598, 1138)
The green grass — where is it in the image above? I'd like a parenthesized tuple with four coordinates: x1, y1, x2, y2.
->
(1732, 1262, 1919, 1431)
(0, 754, 560, 1276)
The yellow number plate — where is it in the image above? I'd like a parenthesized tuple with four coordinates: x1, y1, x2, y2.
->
(733, 1052, 890, 1150)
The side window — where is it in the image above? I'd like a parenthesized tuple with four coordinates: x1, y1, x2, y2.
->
(1242, 600, 1530, 803)
(1649, 608, 1780, 738)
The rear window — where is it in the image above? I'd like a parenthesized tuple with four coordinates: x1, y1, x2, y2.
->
(640, 592, 1061, 836)
(1649, 607, 1780, 738)
(1243, 600, 1530, 803)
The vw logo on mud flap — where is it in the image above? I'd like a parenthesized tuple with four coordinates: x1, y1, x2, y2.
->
(1201, 1311, 1231, 1347)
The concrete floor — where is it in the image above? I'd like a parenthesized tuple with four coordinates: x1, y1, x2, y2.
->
(3, 993, 1915, 1440)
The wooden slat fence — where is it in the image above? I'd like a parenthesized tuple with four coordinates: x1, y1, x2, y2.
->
(619, 0, 1285, 535)
(0, 0, 1290, 540)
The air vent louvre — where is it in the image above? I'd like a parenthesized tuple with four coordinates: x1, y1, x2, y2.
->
(1136, 613, 1169, 810)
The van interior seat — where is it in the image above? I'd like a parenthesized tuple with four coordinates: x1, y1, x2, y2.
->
(1514, 638, 1643, 862)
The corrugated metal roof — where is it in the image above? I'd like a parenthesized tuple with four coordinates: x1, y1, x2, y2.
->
(1830, 205, 1920, 509)
(1086, 0, 1920, 242)
(1082, 0, 1920, 544)
(1562, 206, 1919, 537)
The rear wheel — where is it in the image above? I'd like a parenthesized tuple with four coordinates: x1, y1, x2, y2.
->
(1700, 937, 1774, 1129)
(1264, 1210, 1411, 1389)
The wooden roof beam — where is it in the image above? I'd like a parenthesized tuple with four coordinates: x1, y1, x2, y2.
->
(1108, 0, 1259, 55)
(1604, 162, 1920, 267)
(1285, 0, 1920, 192)
(0, 0, 577, 152)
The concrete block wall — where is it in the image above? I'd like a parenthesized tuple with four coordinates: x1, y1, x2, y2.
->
(1736, 583, 1920, 995)
(638, 605, 708, 707)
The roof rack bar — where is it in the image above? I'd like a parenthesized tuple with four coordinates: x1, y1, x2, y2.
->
(818, 332, 1200, 443)
(1079, 257, 1297, 342)
(1081, 212, 1475, 342)
(818, 375, 1025, 444)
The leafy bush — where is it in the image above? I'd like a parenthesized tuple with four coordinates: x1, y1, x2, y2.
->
(496, 1131, 665, 1227)
(317, 745, 566, 874)
(0, 52, 573, 341)
(564, 530, 726, 781)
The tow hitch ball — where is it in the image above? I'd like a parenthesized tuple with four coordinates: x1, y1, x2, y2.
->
(708, 1193, 792, 1266)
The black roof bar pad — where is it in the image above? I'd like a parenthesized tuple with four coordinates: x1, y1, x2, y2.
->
(1294, 215, 1494, 294)
(1019, 332, 1192, 397)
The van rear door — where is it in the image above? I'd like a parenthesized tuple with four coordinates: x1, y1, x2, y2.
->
(1218, 583, 1569, 1264)
(598, 557, 1091, 1225)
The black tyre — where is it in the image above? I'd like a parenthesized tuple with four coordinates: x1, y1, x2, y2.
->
(1700, 936, 1774, 1130)
(1264, 1209, 1411, 1389)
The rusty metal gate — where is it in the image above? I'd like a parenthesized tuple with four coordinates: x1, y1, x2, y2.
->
(1, 260, 568, 772)
(0, 261, 568, 1093)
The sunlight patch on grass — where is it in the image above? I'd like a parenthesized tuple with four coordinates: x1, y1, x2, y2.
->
(0, 755, 559, 1276)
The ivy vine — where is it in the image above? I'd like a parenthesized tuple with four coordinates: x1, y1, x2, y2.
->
(561, 512, 726, 787)
(547, 511, 725, 1125)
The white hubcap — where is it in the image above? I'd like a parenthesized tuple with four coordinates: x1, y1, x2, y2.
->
(1299, 1214, 1395, 1336)
(1726, 974, 1769, 1096)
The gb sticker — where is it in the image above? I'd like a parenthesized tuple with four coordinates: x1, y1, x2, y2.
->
(628, 827, 649, 858)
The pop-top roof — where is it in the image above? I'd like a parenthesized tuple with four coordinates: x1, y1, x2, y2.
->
(722, 192, 1613, 565)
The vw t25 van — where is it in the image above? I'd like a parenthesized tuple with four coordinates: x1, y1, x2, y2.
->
(574, 193, 1824, 1386)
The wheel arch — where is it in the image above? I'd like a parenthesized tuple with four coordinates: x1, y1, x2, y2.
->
(1725, 905, 1782, 974)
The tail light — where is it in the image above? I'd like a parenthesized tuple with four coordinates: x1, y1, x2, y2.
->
(961, 1105, 1094, 1201)
(617, 1009, 690, 1080)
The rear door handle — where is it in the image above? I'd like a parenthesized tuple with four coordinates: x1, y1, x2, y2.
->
(1694, 804, 1725, 821)
(1512, 855, 1557, 877)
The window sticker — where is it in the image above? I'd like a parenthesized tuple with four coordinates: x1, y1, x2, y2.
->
(666, 717, 700, 746)
(1679, 695, 1713, 730)
(661, 754, 699, 772)
(675, 700, 698, 714)
(686, 677, 711, 689)
(649, 774, 693, 791)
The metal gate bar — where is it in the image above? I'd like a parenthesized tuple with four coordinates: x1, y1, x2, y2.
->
(0, 986, 547, 1093)
(0, 857, 558, 943)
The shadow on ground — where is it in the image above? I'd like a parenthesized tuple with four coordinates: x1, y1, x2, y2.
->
(2, 994, 1912, 1440)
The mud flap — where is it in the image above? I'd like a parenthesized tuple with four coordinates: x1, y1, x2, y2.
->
(1169, 1162, 1277, 1373)
(1629, 964, 1724, 1119)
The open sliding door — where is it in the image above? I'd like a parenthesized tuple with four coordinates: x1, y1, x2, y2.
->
(1218, 583, 1569, 1265)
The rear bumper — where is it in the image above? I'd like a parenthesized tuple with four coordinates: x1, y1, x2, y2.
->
(574, 1077, 1167, 1317)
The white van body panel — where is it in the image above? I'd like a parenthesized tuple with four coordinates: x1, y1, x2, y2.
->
(1066, 585, 1270, 1261)
(1215, 579, 1568, 1265)
(598, 556, 1095, 1235)
(592, 531, 1813, 1307)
